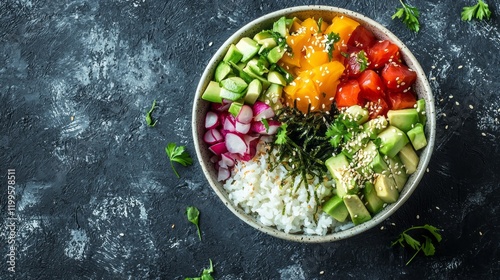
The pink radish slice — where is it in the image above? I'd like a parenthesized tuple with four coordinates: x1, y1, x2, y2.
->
(203, 128, 223, 144)
(235, 121, 251, 134)
(252, 101, 275, 121)
(208, 142, 227, 155)
(251, 120, 281, 135)
(236, 104, 253, 124)
(225, 132, 247, 154)
(240, 136, 259, 161)
(220, 153, 235, 167)
(210, 155, 219, 163)
(211, 100, 231, 112)
(223, 117, 236, 132)
(204, 111, 219, 129)
(217, 166, 230, 181)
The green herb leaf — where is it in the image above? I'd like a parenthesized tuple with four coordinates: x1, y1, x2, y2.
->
(392, 224, 442, 265)
(357, 50, 368, 72)
(325, 114, 361, 148)
(186, 206, 202, 241)
(392, 0, 421, 32)
(146, 100, 158, 127)
(166, 143, 193, 178)
(261, 118, 270, 133)
(275, 123, 288, 144)
(325, 32, 340, 61)
(317, 17, 323, 33)
(185, 259, 214, 280)
(461, 0, 491, 21)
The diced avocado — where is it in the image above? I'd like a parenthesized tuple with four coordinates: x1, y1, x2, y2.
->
(345, 105, 369, 125)
(253, 30, 277, 53)
(343, 131, 370, 157)
(398, 143, 419, 175)
(258, 38, 277, 53)
(244, 79, 262, 105)
(219, 87, 244, 101)
(407, 123, 427, 150)
(223, 44, 243, 64)
(259, 83, 283, 111)
(325, 153, 358, 198)
(272, 16, 288, 37)
(267, 71, 287, 86)
(386, 155, 408, 192)
(416, 99, 427, 124)
(363, 181, 385, 214)
(322, 195, 349, 222)
(235, 37, 260, 63)
(355, 141, 378, 178)
(267, 45, 286, 64)
(201, 81, 222, 103)
(229, 61, 259, 84)
(378, 125, 410, 158)
(363, 116, 388, 139)
(215, 61, 233, 82)
(220, 77, 248, 93)
(387, 108, 420, 133)
(374, 174, 399, 203)
(343, 194, 372, 225)
(243, 57, 269, 76)
(370, 151, 389, 175)
(228, 101, 243, 117)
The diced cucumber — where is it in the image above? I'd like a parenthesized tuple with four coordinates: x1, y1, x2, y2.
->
(244, 79, 262, 105)
(322, 195, 349, 222)
(201, 81, 222, 103)
(223, 44, 243, 64)
(235, 37, 260, 63)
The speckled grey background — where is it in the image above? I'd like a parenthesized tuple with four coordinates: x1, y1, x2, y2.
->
(0, 0, 499, 279)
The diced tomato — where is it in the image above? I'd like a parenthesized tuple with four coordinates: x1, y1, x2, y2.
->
(387, 91, 417, 110)
(335, 80, 361, 107)
(344, 51, 369, 79)
(381, 62, 417, 91)
(367, 40, 400, 69)
(347, 25, 376, 52)
(365, 98, 389, 119)
(357, 69, 385, 102)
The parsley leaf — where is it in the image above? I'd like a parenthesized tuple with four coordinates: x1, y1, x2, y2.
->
(185, 259, 214, 280)
(317, 17, 324, 33)
(146, 100, 158, 127)
(325, 114, 360, 148)
(275, 123, 288, 144)
(186, 206, 202, 241)
(461, 0, 492, 21)
(392, 224, 442, 265)
(165, 143, 193, 178)
(392, 0, 421, 33)
(357, 50, 368, 72)
(261, 118, 270, 133)
(325, 32, 340, 61)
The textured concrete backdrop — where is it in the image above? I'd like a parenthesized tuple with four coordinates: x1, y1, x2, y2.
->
(1, 0, 499, 279)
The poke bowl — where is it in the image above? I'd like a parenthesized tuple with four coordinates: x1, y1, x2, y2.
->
(192, 6, 435, 242)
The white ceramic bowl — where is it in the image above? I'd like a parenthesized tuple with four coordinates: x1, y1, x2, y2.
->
(192, 6, 435, 242)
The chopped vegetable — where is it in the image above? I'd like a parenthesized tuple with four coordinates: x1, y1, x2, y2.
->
(392, 0, 421, 33)
(166, 143, 193, 178)
(461, 0, 492, 21)
(186, 206, 202, 241)
(392, 224, 442, 265)
(185, 259, 214, 280)
(146, 100, 158, 127)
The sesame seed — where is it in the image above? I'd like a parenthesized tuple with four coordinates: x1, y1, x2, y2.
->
(469, 104, 474, 109)
(458, 65, 463, 69)
(455, 101, 460, 106)
(436, 206, 440, 210)
(449, 95, 454, 99)
(481, 132, 486, 136)
(416, 215, 420, 219)
(479, 231, 483, 236)
(445, 125, 448, 129)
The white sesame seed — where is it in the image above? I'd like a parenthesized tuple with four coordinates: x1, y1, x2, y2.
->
(481, 132, 486, 136)
(455, 101, 460, 106)
(469, 105, 474, 109)
(458, 65, 463, 69)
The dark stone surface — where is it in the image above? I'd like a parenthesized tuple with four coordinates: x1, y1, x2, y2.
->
(1, 0, 499, 279)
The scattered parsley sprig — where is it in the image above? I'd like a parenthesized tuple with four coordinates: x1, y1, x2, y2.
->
(325, 32, 341, 61)
(186, 206, 202, 241)
(185, 259, 214, 280)
(461, 0, 492, 21)
(392, 0, 421, 33)
(165, 143, 193, 178)
(392, 224, 442, 265)
(146, 100, 159, 127)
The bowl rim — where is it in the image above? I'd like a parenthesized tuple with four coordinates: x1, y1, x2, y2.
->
(192, 5, 436, 243)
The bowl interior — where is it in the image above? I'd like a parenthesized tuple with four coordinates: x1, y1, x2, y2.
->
(192, 5, 435, 242)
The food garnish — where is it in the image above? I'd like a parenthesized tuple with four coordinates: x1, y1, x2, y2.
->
(392, 0, 421, 32)
(392, 224, 442, 265)
(166, 143, 193, 178)
(461, 0, 492, 21)
(186, 206, 202, 240)
(185, 259, 214, 280)
(146, 99, 158, 127)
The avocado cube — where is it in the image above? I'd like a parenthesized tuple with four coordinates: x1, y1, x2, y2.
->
(228, 101, 243, 117)
(355, 141, 378, 178)
(272, 16, 288, 37)
(370, 151, 390, 175)
(220, 77, 248, 93)
(407, 123, 427, 151)
(322, 195, 349, 222)
(244, 58, 269, 76)
(386, 155, 408, 192)
(223, 44, 243, 64)
(267, 71, 287, 86)
(387, 108, 420, 133)
(363, 182, 385, 214)
(219, 87, 244, 102)
(201, 81, 222, 103)
(374, 174, 399, 203)
(260, 83, 283, 111)
(343, 194, 372, 225)
(215, 61, 233, 82)
(325, 154, 358, 198)
(235, 37, 260, 63)
(267, 45, 286, 64)
(363, 116, 388, 139)
(378, 125, 410, 158)
(244, 79, 262, 105)
(416, 99, 427, 125)
(345, 105, 369, 125)
(398, 143, 419, 175)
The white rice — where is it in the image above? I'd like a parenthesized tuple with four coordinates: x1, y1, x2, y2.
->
(223, 142, 351, 235)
